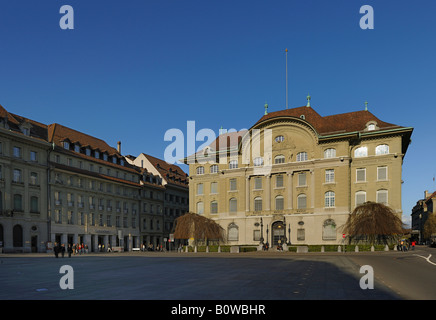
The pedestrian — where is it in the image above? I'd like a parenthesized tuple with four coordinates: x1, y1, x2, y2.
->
(53, 242, 59, 258)
(61, 244, 66, 258)
(411, 240, 416, 250)
(68, 244, 73, 257)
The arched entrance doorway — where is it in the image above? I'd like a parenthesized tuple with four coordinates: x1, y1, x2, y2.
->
(271, 221, 285, 246)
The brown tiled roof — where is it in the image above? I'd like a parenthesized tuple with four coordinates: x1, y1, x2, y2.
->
(48, 123, 139, 174)
(142, 153, 189, 188)
(48, 123, 119, 155)
(254, 106, 402, 135)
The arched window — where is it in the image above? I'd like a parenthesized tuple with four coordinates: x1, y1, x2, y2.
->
(275, 135, 285, 143)
(355, 191, 366, 207)
(376, 189, 388, 205)
(228, 223, 239, 241)
(254, 197, 262, 211)
(324, 148, 336, 158)
(253, 157, 264, 167)
(325, 191, 335, 208)
(229, 198, 237, 213)
(196, 201, 204, 214)
(229, 160, 238, 169)
(296, 152, 308, 162)
(375, 144, 389, 155)
(196, 166, 204, 175)
(322, 219, 337, 240)
(275, 195, 284, 210)
(274, 155, 285, 164)
(210, 164, 219, 173)
(210, 201, 218, 214)
(354, 146, 367, 158)
(297, 194, 307, 209)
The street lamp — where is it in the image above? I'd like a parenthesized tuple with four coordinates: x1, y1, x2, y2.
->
(260, 217, 264, 244)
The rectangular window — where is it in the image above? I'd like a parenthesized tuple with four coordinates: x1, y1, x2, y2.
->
(229, 179, 237, 191)
(30, 172, 38, 185)
(377, 166, 388, 181)
(30, 151, 37, 162)
(210, 201, 218, 214)
(298, 172, 306, 186)
(253, 230, 261, 241)
(210, 182, 218, 194)
(325, 169, 335, 183)
(297, 229, 305, 241)
(13, 146, 21, 158)
(276, 175, 283, 188)
(356, 168, 366, 182)
(13, 169, 22, 183)
(254, 177, 262, 190)
(197, 183, 204, 195)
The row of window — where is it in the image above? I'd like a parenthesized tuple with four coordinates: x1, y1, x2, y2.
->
(226, 219, 338, 242)
(63, 141, 125, 166)
(195, 144, 390, 174)
(54, 154, 137, 183)
(1, 193, 40, 213)
(53, 209, 137, 229)
(195, 165, 388, 195)
(195, 189, 389, 214)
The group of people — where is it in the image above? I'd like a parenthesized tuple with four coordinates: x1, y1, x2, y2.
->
(141, 243, 164, 252)
(398, 239, 416, 251)
(53, 242, 73, 258)
(53, 242, 92, 258)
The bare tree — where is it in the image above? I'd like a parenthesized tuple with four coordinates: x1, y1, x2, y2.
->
(173, 212, 225, 245)
(341, 202, 405, 245)
(423, 212, 436, 241)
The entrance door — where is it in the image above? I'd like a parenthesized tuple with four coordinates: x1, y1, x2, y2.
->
(31, 235, 37, 253)
(272, 221, 285, 246)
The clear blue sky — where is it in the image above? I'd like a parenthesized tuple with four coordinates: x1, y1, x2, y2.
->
(1, 0, 435, 226)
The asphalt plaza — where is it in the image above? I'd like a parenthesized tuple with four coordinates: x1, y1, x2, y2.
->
(0, 251, 402, 300)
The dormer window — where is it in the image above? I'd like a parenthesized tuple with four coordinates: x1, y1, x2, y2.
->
(112, 156, 117, 164)
(63, 141, 70, 150)
(74, 144, 80, 153)
(86, 148, 91, 156)
(103, 153, 108, 161)
(366, 121, 378, 131)
(120, 159, 124, 166)
(95, 151, 100, 159)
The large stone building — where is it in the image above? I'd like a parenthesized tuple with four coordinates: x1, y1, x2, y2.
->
(0, 103, 189, 253)
(411, 190, 436, 243)
(47, 124, 142, 252)
(0, 106, 51, 252)
(186, 101, 413, 246)
(126, 153, 189, 249)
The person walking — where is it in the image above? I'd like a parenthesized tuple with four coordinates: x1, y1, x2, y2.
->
(61, 244, 66, 258)
(67, 244, 73, 257)
(54, 242, 59, 258)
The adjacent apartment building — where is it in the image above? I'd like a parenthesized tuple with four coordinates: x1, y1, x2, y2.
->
(0, 104, 189, 253)
(186, 101, 413, 246)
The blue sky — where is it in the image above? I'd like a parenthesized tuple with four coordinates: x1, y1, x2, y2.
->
(1, 0, 435, 225)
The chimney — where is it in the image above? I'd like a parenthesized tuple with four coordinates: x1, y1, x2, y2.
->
(425, 190, 429, 199)
(117, 141, 121, 153)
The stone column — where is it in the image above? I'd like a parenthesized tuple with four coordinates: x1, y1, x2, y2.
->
(310, 169, 315, 208)
(265, 175, 271, 211)
(287, 172, 293, 209)
(245, 176, 250, 212)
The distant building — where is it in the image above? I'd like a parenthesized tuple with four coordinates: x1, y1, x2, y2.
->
(186, 101, 413, 246)
(411, 190, 436, 242)
(126, 153, 189, 249)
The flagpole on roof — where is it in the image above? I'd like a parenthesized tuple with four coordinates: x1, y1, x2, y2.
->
(285, 48, 288, 109)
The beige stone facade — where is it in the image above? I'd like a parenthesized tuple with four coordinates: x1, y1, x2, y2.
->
(187, 105, 413, 246)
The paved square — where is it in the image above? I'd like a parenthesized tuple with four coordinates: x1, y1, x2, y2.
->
(0, 252, 399, 300)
